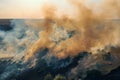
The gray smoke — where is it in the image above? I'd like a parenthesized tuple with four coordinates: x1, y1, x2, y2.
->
(0, 19, 39, 80)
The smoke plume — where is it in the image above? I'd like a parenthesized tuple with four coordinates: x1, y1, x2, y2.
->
(0, 1, 120, 79)
(25, 0, 120, 60)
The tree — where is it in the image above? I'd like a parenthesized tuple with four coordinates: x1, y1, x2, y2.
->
(54, 74, 66, 80)
(44, 73, 53, 80)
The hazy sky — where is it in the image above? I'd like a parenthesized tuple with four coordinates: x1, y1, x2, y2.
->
(0, 0, 101, 18)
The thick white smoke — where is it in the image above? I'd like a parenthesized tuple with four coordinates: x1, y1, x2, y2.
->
(0, 19, 39, 60)
(0, 19, 40, 80)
